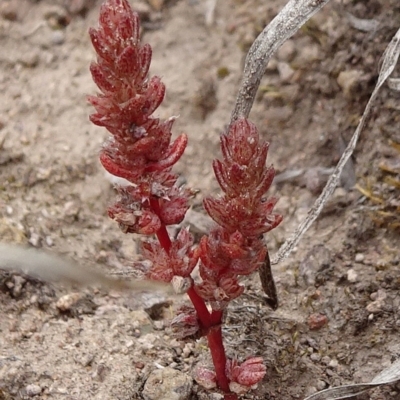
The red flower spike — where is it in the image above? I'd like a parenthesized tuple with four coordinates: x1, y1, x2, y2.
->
(224, 119, 259, 165)
(89, 0, 186, 176)
(98, 0, 137, 43)
(199, 118, 282, 312)
(90, 0, 191, 251)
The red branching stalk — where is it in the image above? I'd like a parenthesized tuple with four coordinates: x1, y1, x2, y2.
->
(89, 1, 282, 399)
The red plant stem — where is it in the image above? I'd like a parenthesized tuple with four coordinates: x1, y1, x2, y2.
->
(211, 309, 223, 325)
(224, 394, 239, 400)
(186, 286, 211, 327)
(207, 326, 236, 398)
(208, 310, 235, 398)
(187, 285, 234, 398)
(155, 224, 172, 253)
(150, 198, 172, 253)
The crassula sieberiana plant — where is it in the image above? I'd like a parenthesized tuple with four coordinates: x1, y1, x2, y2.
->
(88, 1, 282, 398)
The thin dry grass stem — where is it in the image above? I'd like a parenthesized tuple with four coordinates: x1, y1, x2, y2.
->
(273, 27, 400, 265)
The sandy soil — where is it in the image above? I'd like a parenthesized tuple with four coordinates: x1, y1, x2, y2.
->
(0, 0, 400, 399)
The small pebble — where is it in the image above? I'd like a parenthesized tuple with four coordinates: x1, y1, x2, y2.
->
(56, 292, 82, 312)
(182, 343, 193, 358)
(306, 337, 318, 349)
(316, 380, 327, 390)
(366, 289, 387, 313)
(45, 236, 54, 246)
(347, 268, 358, 283)
(295, 42, 321, 64)
(370, 289, 387, 301)
(135, 361, 145, 369)
(153, 320, 164, 330)
(5, 275, 26, 298)
(209, 394, 224, 400)
(328, 359, 339, 368)
(310, 353, 321, 362)
(51, 30, 66, 45)
(25, 384, 41, 397)
(28, 232, 41, 247)
(355, 253, 364, 263)
(326, 368, 334, 377)
(321, 356, 331, 365)
(368, 313, 374, 321)
(265, 58, 278, 72)
(147, 0, 165, 12)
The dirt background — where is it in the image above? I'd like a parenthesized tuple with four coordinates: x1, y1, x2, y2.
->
(1, 0, 400, 399)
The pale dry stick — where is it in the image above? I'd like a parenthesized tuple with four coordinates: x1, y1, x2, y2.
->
(273, 26, 400, 266)
(230, 0, 332, 123)
(0, 243, 170, 293)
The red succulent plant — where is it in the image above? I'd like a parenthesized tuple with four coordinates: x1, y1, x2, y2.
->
(88, 1, 282, 398)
